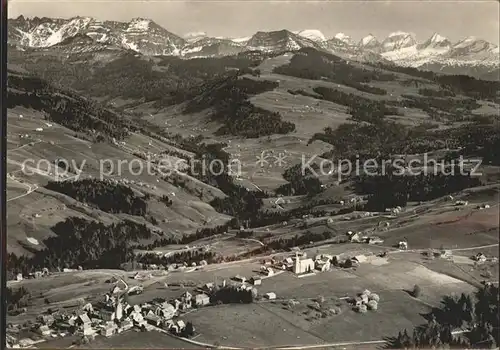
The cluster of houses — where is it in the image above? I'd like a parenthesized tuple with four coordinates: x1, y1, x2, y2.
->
(346, 231, 385, 245)
(274, 252, 333, 275)
(259, 249, 384, 277)
(385, 206, 403, 215)
(12, 268, 50, 282)
(142, 259, 209, 272)
(233, 274, 262, 287)
(8, 284, 207, 348)
(11, 267, 86, 283)
(472, 252, 497, 264)
(350, 289, 380, 313)
(222, 271, 278, 301)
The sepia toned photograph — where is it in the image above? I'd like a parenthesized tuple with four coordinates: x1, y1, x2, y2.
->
(2, 0, 499, 348)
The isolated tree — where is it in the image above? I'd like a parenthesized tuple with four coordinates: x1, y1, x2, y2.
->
(182, 322, 195, 337)
(391, 331, 404, 348)
(343, 258, 353, 268)
(357, 304, 368, 313)
(412, 284, 422, 298)
(367, 300, 378, 311)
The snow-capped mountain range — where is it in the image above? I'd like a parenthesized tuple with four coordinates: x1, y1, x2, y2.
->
(8, 15, 499, 76)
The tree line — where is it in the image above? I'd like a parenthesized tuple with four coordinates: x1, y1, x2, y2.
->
(276, 163, 324, 196)
(273, 47, 395, 89)
(185, 75, 295, 138)
(137, 250, 217, 266)
(356, 166, 482, 211)
(6, 217, 154, 275)
(46, 179, 148, 216)
(371, 63, 499, 102)
(6, 217, 237, 277)
(6, 286, 32, 315)
(7, 72, 134, 141)
(210, 285, 254, 304)
(386, 285, 499, 349)
(17, 51, 265, 108)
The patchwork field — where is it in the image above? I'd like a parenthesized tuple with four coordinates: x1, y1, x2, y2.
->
(8, 238, 489, 347)
(6, 107, 232, 254)
(6, 46, 500, 349)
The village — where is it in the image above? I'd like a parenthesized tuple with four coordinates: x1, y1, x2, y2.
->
(6, 239, 383, 348)
(7, 222, 497, 349)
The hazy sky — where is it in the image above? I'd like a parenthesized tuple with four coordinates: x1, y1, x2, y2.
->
(8, 0, 500, 44)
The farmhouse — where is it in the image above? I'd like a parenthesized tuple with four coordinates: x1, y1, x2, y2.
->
(265, 267, 275, 276)
(101, 322, 118, 337)
(171, 320, 186, 333)
(348, 232, 362, 243)
(440, 250, 453, 259)
(315, 257, 331, 272)
(82, 303, 93, 313)
(203, 282, 215, 291)
(265, 292, 277, 300)
(368, 237, 384, 245)
(76, 313, 92, 330)
(250, 276, 262, 285)
(83, 326, 97, 336)
(145, 313, 162, 327)
(237, 283, 253, 292)
(195, 293, 210, 306)
(131, 311, 146, 326)
(475, 253, 487, 263)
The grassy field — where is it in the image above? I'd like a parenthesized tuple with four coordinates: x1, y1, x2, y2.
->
(6, 107, 232, 254)
(308, 295, 429, 342)
(183, 304, 326, 347)
(378, 204, 499, 250)
(257, 289, 431, 343)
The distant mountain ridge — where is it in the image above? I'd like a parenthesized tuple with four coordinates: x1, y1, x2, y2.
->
(8, 15, 500, 79)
